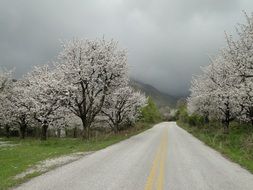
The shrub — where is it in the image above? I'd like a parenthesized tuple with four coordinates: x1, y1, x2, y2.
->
(140, 97, 162, 123)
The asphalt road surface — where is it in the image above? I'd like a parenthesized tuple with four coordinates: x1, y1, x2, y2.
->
(15, 122, 253, 190)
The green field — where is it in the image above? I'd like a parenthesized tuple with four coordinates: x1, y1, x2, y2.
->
(0, 122, 152, 190)
(177, 121, 253, 174)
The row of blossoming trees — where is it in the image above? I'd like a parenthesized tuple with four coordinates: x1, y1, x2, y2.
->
(0, 38, 147, 140)
(187, 13, 253, 133)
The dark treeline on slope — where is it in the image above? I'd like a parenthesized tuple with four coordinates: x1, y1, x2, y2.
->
(130, 80, 179, 121)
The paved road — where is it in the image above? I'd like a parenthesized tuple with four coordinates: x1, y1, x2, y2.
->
(15, 122, 253, 190)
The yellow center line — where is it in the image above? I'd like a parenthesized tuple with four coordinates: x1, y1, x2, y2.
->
(144, 128, 168, 190)
(156, 130, 168, 190)
(144, 135, 164, 190)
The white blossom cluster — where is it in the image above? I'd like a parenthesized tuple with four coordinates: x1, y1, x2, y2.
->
(0, 38, 147, 139)
(188, 12, 253, 130)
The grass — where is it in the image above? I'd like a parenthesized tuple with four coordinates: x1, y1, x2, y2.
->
(177, 120, 253, 173)
(0, 122, 153, 190)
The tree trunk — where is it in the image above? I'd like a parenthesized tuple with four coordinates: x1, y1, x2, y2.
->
(222, 120, 229, 134)
(86, 126, 91, 140)
(114, 123, 120, 134)
(204, 115, 209, 124)
(19, 124, 27, 139)
(223, 105, 230, 134)
(112, 127, 118, 134)
(41, 125, 48, 140)
(5, 124, 10, 138)
(81, 117, 92, 140)
(73, 127, 77, 138)
(81, 117, 87, 140)
(57, 128, 61, 138)
(19, 117, 27, 139)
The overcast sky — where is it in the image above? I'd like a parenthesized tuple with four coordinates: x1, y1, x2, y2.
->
(0, 0, 253, 96)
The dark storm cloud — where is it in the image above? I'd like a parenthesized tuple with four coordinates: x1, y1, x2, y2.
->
(0, 0, 253, 96)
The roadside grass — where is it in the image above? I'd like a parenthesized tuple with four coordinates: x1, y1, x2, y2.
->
(0, 122, 153, 190)
(177, 120, 253, 173)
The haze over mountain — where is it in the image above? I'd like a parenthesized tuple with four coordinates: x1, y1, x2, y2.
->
(1, 1, 253, 96)
(130, 79, 178, 108)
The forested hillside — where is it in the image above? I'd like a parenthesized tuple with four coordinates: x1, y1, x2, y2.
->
(130, 79, 178, 108)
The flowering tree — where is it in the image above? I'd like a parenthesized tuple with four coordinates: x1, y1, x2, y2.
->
(101, 86, 146, 133)
(188, 12, 253, 130)
(48, 108, 74, 138)
(7, 80, 33, 139)
(56, 38, 128, 139)
(224, 12, 253, 125)
(0, 69, 14, 137)
(24, 65, 66, 140)
(188, 73, 213, 123)
(0, 97, 13, 138)
(188, 55, 238, 132)
(209, 56, 238, 132)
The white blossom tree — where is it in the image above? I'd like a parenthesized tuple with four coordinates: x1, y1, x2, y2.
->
(48, 108, 74, 138)
(0, 69, 14, 137)
(24, 65, 66, 140)
(101, 86, 147, 133)
(56, 38, 128, 139)
(209, 56, 238, 132)
(188, 73, 213, 123)
(188, 12, 253, 130)
(0, 97, 13, 138)
(224, 12, 253, 125)
(7, 80, 33, 139)
(188, 55, 238, 132)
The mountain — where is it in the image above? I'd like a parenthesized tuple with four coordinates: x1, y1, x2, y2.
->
(130, 79, 178, 108)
